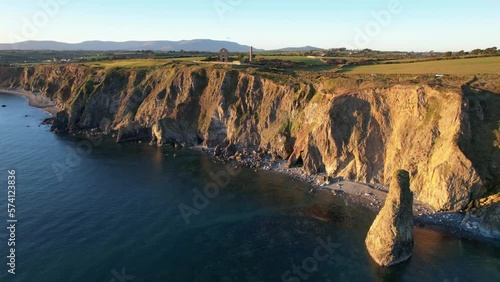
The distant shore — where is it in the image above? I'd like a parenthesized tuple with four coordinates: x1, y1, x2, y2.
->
(0, 88, 61, 115)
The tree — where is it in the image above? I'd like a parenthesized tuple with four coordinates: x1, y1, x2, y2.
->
(203, 56, 217, 62)
(444, 51, 453, 57)
(456, 50, 465, 56)
(484, 47, 497, 54)
(471, 49, 482, 55)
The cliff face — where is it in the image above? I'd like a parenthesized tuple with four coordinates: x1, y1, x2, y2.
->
(1, 65, 498, 212)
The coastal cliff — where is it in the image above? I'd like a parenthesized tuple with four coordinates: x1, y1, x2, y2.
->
(1, 64, 499, 212)
(366, 170, 414, 266)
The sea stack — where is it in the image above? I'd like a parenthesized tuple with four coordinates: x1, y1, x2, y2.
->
(365, 170, 414, 267)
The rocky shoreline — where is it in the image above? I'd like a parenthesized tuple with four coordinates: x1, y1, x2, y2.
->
(199, 145, 500, 245)
(0, 88, 61, 115)
(10, 107, 500, 244)
(4, 83, 499, 243)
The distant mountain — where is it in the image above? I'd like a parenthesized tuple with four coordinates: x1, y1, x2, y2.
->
(274, 46, 324, 52)
(0, 39, 260, 52)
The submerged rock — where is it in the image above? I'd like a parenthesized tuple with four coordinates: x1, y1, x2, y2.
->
(1, 105, 6, 107)
(365, 170, 414, 267)
(41, 117, 54, 125)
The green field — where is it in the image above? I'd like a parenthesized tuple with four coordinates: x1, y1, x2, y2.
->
(255, 56, 324, 65)
(343, 56, 500, 74)
(84, 57, 206, 68)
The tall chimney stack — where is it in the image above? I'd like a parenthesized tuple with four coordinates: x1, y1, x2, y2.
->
(249, 46, 253, 63)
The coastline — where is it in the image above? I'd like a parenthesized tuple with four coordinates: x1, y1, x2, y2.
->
(204, 147, 499, 245)
(3, 88, 496, 244)
(0, 88, 61, 115)
(277, 163, 498, 244)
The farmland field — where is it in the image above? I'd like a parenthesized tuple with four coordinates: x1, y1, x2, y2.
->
(342, 56, 500, 74)
(254, 55, 323, 65)
(84, 57, 206, 68)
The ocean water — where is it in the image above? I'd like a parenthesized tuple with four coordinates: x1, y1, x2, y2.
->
(0, 92, 499, 282)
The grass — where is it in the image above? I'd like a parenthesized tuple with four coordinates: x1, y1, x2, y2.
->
(255, 56, 324, 65)
(256, 56, 375, 65)
(84, 57, 206, 68)
(322, 56, 366, 60)
(342, 56, 500, 74)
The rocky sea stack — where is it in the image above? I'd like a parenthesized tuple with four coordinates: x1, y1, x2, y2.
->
(365, 170, 414, 267)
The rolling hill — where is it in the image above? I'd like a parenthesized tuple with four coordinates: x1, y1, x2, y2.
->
(0, 39, 260, 52)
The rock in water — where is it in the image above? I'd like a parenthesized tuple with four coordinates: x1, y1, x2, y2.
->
(51, 111, 69, 132)
(365, 170, 414, 267)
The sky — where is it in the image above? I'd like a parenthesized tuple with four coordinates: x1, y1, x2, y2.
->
(0, 0, 499, 51)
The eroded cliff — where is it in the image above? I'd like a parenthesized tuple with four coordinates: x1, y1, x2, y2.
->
(1, 64, 498, 212)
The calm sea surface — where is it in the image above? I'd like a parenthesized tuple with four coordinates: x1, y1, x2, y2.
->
(0, 93, 499, 282)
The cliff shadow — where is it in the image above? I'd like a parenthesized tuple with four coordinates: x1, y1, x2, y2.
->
(460, 84, 500, 197)
(326, 95, 385, 182)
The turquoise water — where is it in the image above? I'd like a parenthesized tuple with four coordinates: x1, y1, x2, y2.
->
(0, 93, 499, 282)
